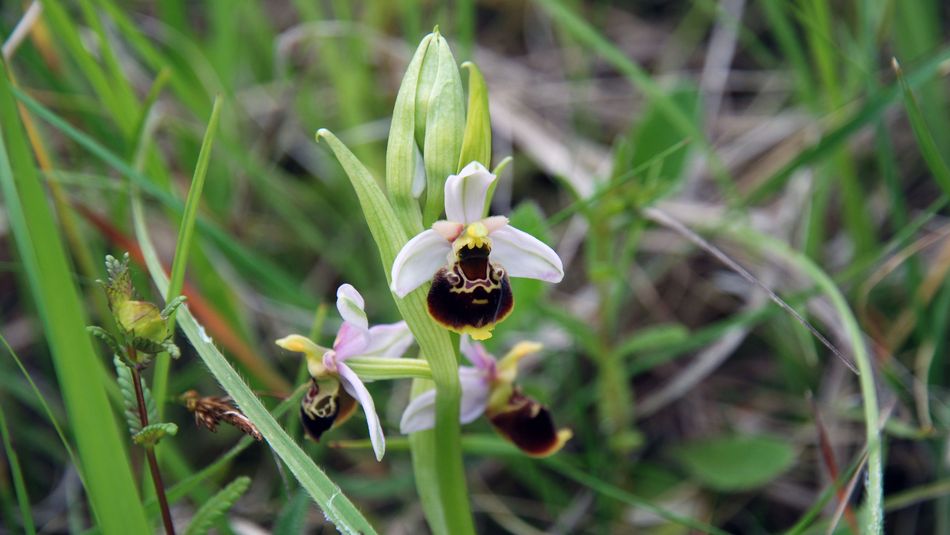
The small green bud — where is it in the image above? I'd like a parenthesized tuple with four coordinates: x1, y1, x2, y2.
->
(115, 299, 169, 343)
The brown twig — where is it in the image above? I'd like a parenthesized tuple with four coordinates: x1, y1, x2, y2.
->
(128, 347, 176, 535)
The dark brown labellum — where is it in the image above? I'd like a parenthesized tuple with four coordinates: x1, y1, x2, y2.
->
(488, 390, 564, 457)
(299, 379, 357, 442)
(427, 244, 513, 339)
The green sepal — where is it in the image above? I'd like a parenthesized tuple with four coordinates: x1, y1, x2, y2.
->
(132, 422, 178, 447)
(386, 32, 434, 233)
(421, 33, 465, 226)
(458, 62, 492, 172)
(160, 295, 187, 319)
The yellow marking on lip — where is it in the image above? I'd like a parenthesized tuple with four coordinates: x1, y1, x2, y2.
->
(472, 298, 489, 304)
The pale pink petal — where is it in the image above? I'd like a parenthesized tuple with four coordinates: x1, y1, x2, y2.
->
(490, 225, 564, 282)
(399, 388, 436, 434)
(432, 220, 464, 241)
(482, 215, 509, 234)
(444, 161, 497, 224)
(458, 368, 490, 424)
(331, 322, 369, 361)
(335, 284, 367, 332)
(460, 335, 496, 372)
(399, 367, 488, 434)
(391, 229, 452, 297)
(357, 322, 414, 359)
(337, 363, 386, 461)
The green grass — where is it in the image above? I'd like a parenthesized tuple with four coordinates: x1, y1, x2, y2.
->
(3, 1, 950, 533)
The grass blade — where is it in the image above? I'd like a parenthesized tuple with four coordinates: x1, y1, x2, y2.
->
(0, 61, 151, 533)
(0, 397, 36, 535)
(153, 95, 223, 420)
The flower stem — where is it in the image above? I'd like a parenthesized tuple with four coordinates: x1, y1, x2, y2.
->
(128, 351, 175, 535)
(344, 357, 432, 380)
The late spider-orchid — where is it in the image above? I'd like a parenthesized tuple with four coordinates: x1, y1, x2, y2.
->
(276, 284, 413, 461)
(399, 336, 571, 457)
(391, 161, 564, 340)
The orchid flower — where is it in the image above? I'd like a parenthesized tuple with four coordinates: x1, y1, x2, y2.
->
(400, 336, 571, 457)
(390, 161, 564, 340)
(276, 284, 413, 461)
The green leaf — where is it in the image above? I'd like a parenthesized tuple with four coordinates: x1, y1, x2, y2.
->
(0, 59, 151, 533)
(458, 61, 491, 171)
(421, 33, 465, 225)
(615, 85, 699, 207)
(893, 58, 950, 196)
(113, 356, 158, 435)
(132, 423, 179, 447)
(184, 476, 250, 535)
(273, 490, 310, 535)
(131, 194, 377, 535)
(671, 435, 795, 491)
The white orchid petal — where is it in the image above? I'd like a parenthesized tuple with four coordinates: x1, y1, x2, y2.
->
(458, 368, 490, 424)
(444, 161, 497, 224)
(399, 388, 436, 434)
(399, 367, 488, 434)
(490, 225, 564, 283)
(391, 229, 452, 297)
(336, 284, 368, 332)
(359, 321, 414, 359)
(460, 335, 495, 371)
(337, 363, 386, 461)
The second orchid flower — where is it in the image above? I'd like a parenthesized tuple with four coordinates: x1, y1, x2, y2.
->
(391, 161, 564, 340)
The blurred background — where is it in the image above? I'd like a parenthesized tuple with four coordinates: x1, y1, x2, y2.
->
(2, 0, 950, 533)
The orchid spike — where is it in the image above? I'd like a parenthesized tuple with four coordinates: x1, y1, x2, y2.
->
(391, 161, 564, 340)
(276, 284, 413, 461)
(400, 336, 571, 457)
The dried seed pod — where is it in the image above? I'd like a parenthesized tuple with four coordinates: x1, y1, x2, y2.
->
(181, 390, 262, 441)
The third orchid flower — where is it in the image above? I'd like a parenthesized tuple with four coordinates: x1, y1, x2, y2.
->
(276, 284, 413, 461)
(391, 161, 564, 340)
(400, 335, 571, 457)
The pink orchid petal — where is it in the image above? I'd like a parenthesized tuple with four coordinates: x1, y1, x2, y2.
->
(337, 363, 386, 461)
(399, 388, 436, 434)
(399, 367, 488, 434)
(332, 322, 369, 361)
(432, 220, 464, 241)
(490, 225, 564, 283)
(482, 215, 509, 234)
(444, 161, 497, 224)
(391, 229, 452, 297)
(460, 335, 496, 372)
(458, 368, 490, 424)
(359, 322, 414, 359)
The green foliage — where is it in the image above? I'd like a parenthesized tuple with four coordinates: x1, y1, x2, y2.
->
(0, 56, 151, 533)
(133, 423, 179, 447)
(184, 476, 251, 535)
(670, 435, 795, 491)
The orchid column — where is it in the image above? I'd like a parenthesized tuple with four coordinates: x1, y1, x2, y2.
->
(315, 30, 485, 535)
